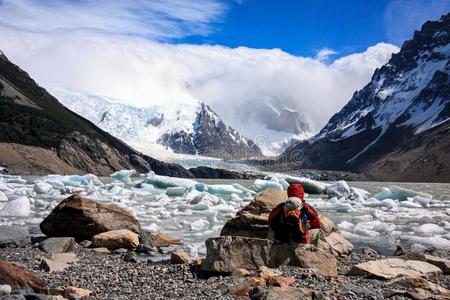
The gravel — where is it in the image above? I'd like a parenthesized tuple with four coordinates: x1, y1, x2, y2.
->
(0, 246, 448, 300)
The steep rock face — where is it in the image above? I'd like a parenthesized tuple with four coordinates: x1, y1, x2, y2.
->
(54, 89, 262, 159)
(0, 52, 193, 177)
(282, 14, 450, 182)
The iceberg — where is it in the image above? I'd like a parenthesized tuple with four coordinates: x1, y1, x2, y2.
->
(0, 191, 7, 202)
(33, 181, 53, 194)
(270, 174, 327, 194)
(0, 196, 31, 217)
(166, 187, 187, 197)
(325, 181, 351, 198)
(232, 183, 256, 195)
(111, 169, 135, 184)
(253, 179, 283, 192)
(389, 185, 432, 201)
(144, 171, 197, 188)
(414, 223, 446, 237)
(195, 183, 243, 196)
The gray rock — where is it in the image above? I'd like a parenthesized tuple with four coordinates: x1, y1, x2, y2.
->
(201, 236, 337, 277)
(40, 253, 78, 272)
(39, 237, 75, 254)
(0, 227, 30, 248)
(136, 244, 157, 254)
(112, 248, 129, 254)
(266, 287, 313, 300)
(0, 295, 26, 300)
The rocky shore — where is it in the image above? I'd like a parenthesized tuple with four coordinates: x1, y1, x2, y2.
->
(0, 189, 449, 299)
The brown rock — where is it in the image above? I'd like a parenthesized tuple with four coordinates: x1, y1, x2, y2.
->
(266, 276, 295, 287)
(219, 189, 352, 256)
(63, 286, 91, 300)
(266, 287, 314, 300)
(228, 277, 266, 297)
(40, 195, 141, 240)
(231, 268, 250, 277)
(259, 266, 281, 278)
(91, 247, 111, 254)
(40, 253, 78, 273)
(170, 251, 193, 264)
(142, 231, 183, 247)
(0, 259, 47, 293)
(92, 229, 140, 250)
(424, 255, 450, 275)
(388, 275, 450, 296)
(347, 258, 442, 280)
(201, 236, 337, 277)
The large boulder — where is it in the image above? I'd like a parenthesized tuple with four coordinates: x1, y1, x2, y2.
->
(220, 188, 352, 256)
(39, 237, 75, 254)
(347, 258, 442, 280)
(0, 259, 47, 293)
(92, 230, 140, 250)
(40, 195, 141, 240)
(0, 226, 30, 248)
(201, 236, 337, 277)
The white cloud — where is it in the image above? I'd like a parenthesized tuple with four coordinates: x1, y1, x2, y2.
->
(384, 0, 450, 45)
(0, 0, 227, 40)
(315, 48, 338, 62)
(0, 26, 399, 143)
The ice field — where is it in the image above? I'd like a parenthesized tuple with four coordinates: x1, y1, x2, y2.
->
(0, 170, 449, 256)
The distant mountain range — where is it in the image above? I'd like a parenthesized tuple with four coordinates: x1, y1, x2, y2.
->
(52, 89, 261, 160)
(282, 13, 450, 182)
(0, 51, 193, 177)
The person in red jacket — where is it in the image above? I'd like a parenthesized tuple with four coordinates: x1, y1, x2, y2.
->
(268, 183, 320, 244)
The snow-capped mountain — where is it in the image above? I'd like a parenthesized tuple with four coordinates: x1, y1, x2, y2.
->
(53, 89, 262, 160)
(282, 13, 450, 182)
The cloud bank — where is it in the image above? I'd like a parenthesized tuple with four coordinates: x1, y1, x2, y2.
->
(0, 26, 398, 141)
(0, 0, 399, 145)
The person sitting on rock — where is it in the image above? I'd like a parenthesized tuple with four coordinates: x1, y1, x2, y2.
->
(268, 183, 320, 244)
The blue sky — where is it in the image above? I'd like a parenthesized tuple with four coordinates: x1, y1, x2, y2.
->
(180, 0, 450, 58)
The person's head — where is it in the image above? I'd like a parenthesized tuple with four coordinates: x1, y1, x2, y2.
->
(283, 183, 305, 225)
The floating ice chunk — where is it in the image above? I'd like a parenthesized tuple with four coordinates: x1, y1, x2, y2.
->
(195, 184, 242, 196)
(33, 181, 52, 194)
(166, 187, 187, 197)
(326, 181, 351, 199)
(362, 198, 385, 208)
(186, 219, 210, 231)
(144, 171, 197, 188)
(278, 179, 289, 191)
(399, 201, 423, 208)
(233, 183, 256, 195)
(412, 196, 431, 208)
(111, 169, 135, 184)
(382, 199, 397, 209)
(0, 196, 31, 217)
(373, 187, 394, 200)
(350, 187, 370, 201)
(401, 235, 450, 249)
(334, 203, 356, 213)
(389, 185, 432, 201)
(414, 223, 446, 237)
(253, 179, 283, 192)
(0, 191, 7, 202)
(83, 174, 104, 186)
(278, 175, 328, 194)
(354, 226, 380, 238)
(135, 183, 155, 192)
(337, 221, 354, 231)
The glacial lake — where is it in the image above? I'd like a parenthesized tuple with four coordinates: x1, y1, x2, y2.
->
(1, 175, 449, 257)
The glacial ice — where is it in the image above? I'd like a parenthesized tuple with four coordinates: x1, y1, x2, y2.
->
(253, 179, 284, 192)
(33, 181, 53, 194)
(326, 181, 351, 198)
(269, 174, 327, 194)
(0, 196, 31, 217)
(0, 171, 449, 256)
(144, 171, 197, 188)
(389, 185, 433, 201)
(0, 191, 7, 202)
(111, 169, 135, 184)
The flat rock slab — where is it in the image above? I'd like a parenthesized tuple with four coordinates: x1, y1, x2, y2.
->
(0, 226, 30, 248)
(347, 258, 442, 280)
(425, 255, 450, 275)
(266, 287, 314, 300)
(39, 237, 75, 254)
(40, 253, 78, 273)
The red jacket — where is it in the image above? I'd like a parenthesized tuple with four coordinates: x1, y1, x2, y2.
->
(268, 202, 320, 244)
